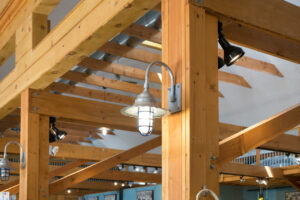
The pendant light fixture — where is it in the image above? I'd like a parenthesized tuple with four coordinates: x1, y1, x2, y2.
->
(218, 21, 245, 66)
(121, 61, 181, 136)
(0, 141, 25, 181)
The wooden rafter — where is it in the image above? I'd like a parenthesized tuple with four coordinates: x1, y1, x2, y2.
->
(0, 137, 162, 167)
(123, 23, 282, 77)
(49, 136, 161, 194)
(62, 71, 161, 98)
(99, 42, 251, 89)
(218, 104, 300, 165)
(0, 0, 161, 120)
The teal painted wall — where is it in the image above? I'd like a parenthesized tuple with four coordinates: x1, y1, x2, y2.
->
(84, 184, 296, 200)
(84, 191, 119, 200)
(123, 185, 161, 200)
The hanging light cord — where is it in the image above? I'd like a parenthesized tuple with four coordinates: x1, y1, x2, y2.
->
(4, 141, 25, 169)
(144, 61, 176, 102)
(196, 188, 219, 200)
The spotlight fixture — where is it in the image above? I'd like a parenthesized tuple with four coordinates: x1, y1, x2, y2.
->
(240, 176, 245, 183)
(121, 61, 181, 136)
(121, 182, 126, 187)
(67, 189, 71, 194)
(49, 117, 67, 143)
(114, 181, 118, 186)
(0, 141, 25, 181)
(218, 57, 225, 69)
(153, 168, 158, 174)
(218, 21, 245, 66)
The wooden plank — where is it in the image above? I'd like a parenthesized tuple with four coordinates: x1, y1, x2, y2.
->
(260, 134, 300, 154)
(2, 160, 88, 195)
(47, 82, 136, 105)
(93, 170, 162, 183)
(99, 42, 161, 63)
(0, 36, 14, 67)
(0, 0, 12, 17)
(124, 23, 282, 77)
(62, 71, 161, 98)
(0, 0, 160, 120)
(49, 136, 161, 194)
(221, 163, 283, 178)
(223, 22, 300, 64)
(30, 90, 161, 133)
(79, 57, 161, 83)
(39, 115, 50, 200)
(218, 71, 251, 88)
(162, 2, 219, 200)
(218, 104, 300, 165)
(198, 0, 300, 44)
(19, 89, 40, 200)
(284, 176, 300, 191)
(0, 0, 59, 66)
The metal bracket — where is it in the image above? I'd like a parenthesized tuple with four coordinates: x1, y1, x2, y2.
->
(168, 83, 181, 113)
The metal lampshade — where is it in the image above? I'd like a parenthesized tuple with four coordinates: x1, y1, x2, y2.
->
(121, 90, 167, 118)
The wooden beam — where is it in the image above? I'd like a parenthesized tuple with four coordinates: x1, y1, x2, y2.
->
(260, 134, 300, 154)
(218, 104, 300, 165)
(0, 0, 60, 66)
(99, 42, 161, 63)
(19, 89, 49, 199)
(124, 23, 282, 77)
(49, 136, 161, 194)
(62, 71, 161, 98)
(223, 21, 300, 65)
(47, 82, 136, 106)
(284, 176, 300, 191)
(162, 2, 219, 199)
(29, 90, 161, 133)
(2, 159, 88, 195)
(0, 0, 160, 120)
(197, 0, 300, 44)
(99, 42, 251, 88)
(79, 57, 161, 83)
(0, 137, 162, 167)
(218, 71, 251, 88)
(93, 170, 161, 183)
(221, 163, 283, 178)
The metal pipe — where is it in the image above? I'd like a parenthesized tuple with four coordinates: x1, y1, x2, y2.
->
(144, 61, 175, 102)
(196, 188, 219, 200)
(4, 141, 25, 169)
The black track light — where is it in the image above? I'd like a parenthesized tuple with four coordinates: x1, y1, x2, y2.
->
(218, 57, 225, 69)
(49, 117, 67, 143)
(218, 21, 245, 66)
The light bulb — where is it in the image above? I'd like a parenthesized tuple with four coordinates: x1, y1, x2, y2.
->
(137, 106, 154, 136)
(102, 128, 108, 136)
(121, 183, 125, 187)
(67, 189, 71, 194)
(114, 181, 118, 186)
(153, 169, 158, 174)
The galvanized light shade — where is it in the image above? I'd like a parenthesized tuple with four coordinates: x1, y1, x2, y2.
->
(121, 90, 167, 118)
(0, 141, 25, 181)
(0, 158, 14, 181)
(121, 61, 181, 136)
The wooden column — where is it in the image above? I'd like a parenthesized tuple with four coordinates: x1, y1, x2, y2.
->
(20, 89, 49, 200)
(162, 1, 219, 199)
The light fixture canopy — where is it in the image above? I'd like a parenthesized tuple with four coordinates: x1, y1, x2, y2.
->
(0, 141, 25, 181)
(121, 61, 181, 136)
(218, 21, 245, 66)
